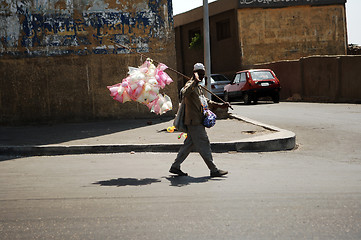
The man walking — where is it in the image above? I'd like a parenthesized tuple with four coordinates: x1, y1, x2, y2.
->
(170, 63, 229, 177)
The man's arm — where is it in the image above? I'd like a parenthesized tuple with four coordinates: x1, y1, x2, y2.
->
(181, 72, 201, 97)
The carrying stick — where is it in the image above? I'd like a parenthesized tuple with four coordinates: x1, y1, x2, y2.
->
(109, 40, 233, 110)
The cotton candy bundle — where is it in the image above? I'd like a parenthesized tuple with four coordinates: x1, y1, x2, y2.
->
(107, 59, 173, 115)
(146, 94, 173, 115)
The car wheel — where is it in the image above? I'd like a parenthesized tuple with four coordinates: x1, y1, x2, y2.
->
(272, 93, 280, 103)
(224, 91, 230, 102)
(253, 98, 258, 104)
(243, 93, 252, 105)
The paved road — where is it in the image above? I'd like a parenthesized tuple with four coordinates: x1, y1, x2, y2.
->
(1, 102, 360, 240)
(230, 102, 361, 162)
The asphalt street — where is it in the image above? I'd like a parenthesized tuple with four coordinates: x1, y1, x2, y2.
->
(1, 102, 360, 240)
(230, 101, 361, 162)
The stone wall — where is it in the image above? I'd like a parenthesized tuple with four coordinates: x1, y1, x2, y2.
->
(0, 0, 177, 125)
(254, 55, 361, 103)
(238, 4, 347, 67)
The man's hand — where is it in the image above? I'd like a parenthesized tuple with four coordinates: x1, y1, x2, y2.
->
(193, 72, 202, 82)
(221, 102, 231, 108)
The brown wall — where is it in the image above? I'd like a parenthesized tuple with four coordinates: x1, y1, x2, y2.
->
(253, 55, 361, 103)
(237, 5, 347, 67)
(209, 10, 242, 78)
(0, 53, 178, 125)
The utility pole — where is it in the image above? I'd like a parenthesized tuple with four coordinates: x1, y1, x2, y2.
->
(203, 0, 212, 99)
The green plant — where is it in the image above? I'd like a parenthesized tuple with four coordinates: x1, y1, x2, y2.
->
(189, 33, 203, 49)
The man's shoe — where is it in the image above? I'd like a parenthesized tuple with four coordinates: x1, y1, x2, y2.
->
(210, 169, 228, 177)
(169, 167, 188, 176)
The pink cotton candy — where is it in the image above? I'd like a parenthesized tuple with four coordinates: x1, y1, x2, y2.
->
(160, 71, 173, 85)
(138, 80, 145, 87)
(112, 94, 122, 102)
(121, 91, 131, 103)
(121, 79, 129, 88)
(155, 74, 166, 88)
(133, 85, 144, 100)
(152, 101, 161, 114)
(138, 62, 149, 73)
(157, 63, 168, 71)
(146, 97, 157, 110)
(165, 75, 173, 85)
(149, 92, 158, 102)
(108, 84, 120, 97)
(107, 59, 174, 114)
(155, 64, 173, 89)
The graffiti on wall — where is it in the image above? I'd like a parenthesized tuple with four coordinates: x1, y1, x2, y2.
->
(238, 0, 346, 8)
(0, 0, 174, 57)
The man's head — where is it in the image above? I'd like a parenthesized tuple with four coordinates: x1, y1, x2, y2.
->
(193, 63, 205, 80)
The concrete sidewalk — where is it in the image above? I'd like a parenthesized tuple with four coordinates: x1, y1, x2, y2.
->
(0, 114, 295, 156)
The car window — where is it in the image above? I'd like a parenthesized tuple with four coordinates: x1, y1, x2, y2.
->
(211, 75, 229, 82)
(233, 74, 241, 83)
(250, 71, 274, 80)
(240, 72, 246, 82)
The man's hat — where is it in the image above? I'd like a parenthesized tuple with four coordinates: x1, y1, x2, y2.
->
(193, 63, 205, 71)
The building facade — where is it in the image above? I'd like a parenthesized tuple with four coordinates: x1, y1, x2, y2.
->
(174, 0, 347, 80)
(0, 0, 176, 124)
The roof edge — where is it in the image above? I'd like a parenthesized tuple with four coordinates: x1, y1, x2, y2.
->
(238, 0, 346, 8)
(174, 0, 346, 28)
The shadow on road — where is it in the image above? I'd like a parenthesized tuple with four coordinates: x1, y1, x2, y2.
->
(165, 175, 226, 187)
(0, 117, 173, 147)
(93, 177, 161, 187)
(93, 175, 227, 187)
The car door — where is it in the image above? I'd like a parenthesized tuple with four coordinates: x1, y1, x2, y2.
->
(239, 72, 247, 91)
(230, 72, 247, 97)
(228, 73, 240, 97)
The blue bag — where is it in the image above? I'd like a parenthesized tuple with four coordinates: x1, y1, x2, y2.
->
(203, 109, 217, 128)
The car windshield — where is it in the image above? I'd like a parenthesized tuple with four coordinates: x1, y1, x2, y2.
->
(250, 71, 274, 80)
(211, 75, 229, 82)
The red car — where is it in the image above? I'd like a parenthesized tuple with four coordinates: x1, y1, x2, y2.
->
(224, 69, 281, 104)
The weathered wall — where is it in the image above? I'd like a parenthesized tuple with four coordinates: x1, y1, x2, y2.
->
(253, 56, 361, 103)
(0, 0, 174, 57)
(238, 5, 347, 67)
(0, 0, 177, 125)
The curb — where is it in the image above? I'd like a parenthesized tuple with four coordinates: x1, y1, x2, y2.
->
(0, 114, 296, 156)
(228, 114, 296, 152)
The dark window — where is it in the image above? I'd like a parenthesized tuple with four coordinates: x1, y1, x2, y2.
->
(189, 28, 201, 44)
(234, 74, 241, 83)
(211, 74, 229, 82)
(216, 19, 231, 41)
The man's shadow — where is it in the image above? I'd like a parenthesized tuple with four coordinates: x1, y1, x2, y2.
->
(165, 175, 226, 187)
(93, 175, 226, 187)
(93, 178, 161, 187)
